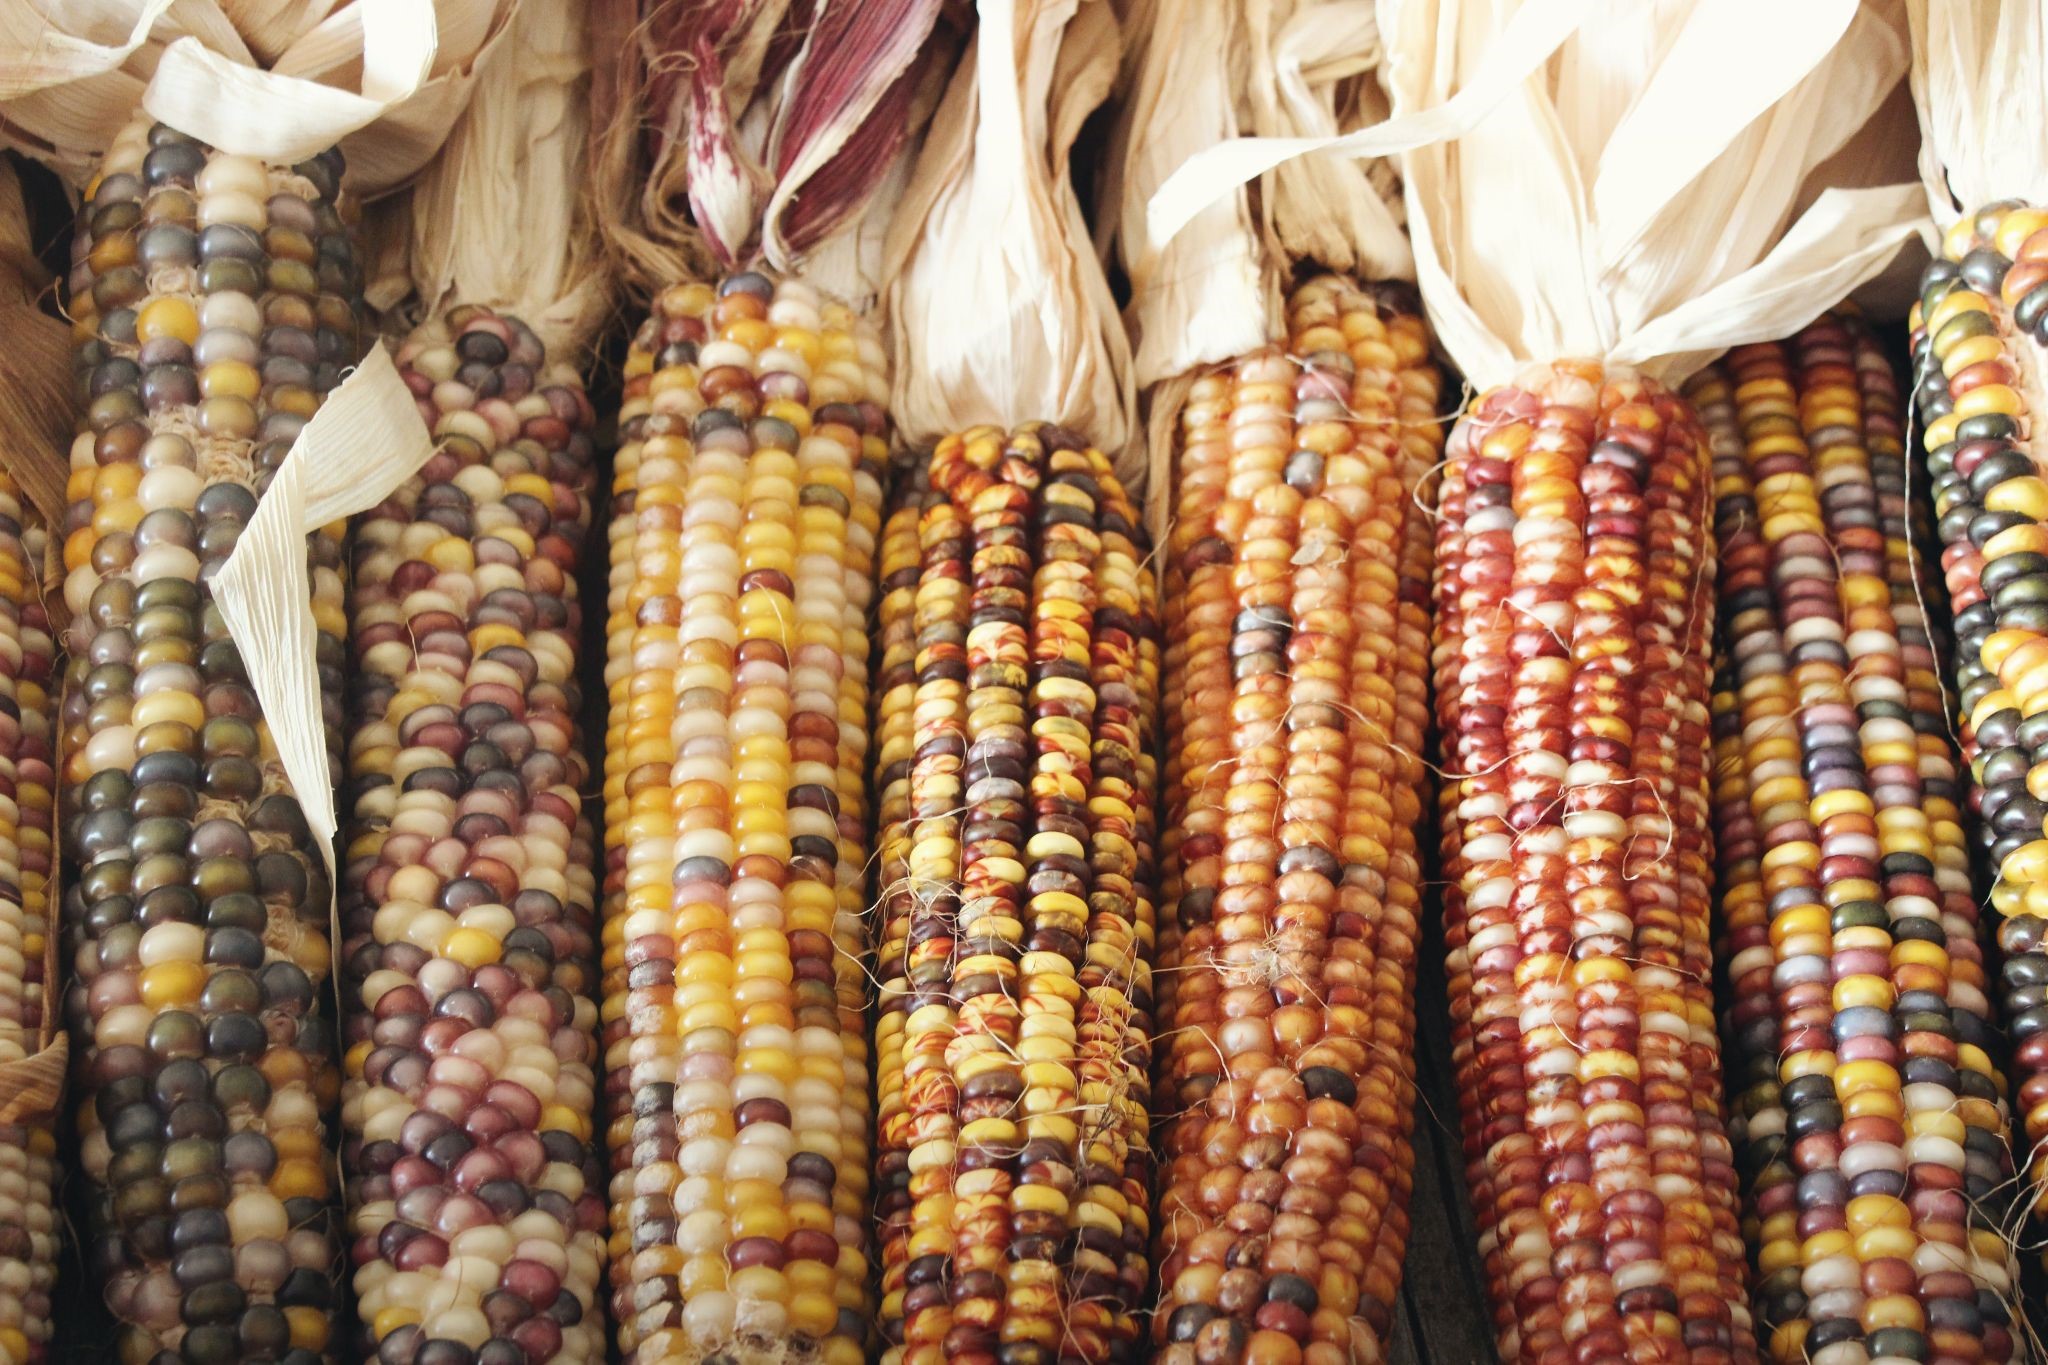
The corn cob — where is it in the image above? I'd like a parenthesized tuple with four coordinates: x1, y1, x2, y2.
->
(54, 118, 360, 1362)
(0, 468, 59, 1365)
(1915, 200, 2048, 1278)
(1693, 312, 2019, 1365)
(1148, 275, 1438, 1365)
(337, 306, 608, 1362)
(1432, 360, 1755, 1364)
(601, 272, 884, 1365)
(872, 422, 1159, 1365)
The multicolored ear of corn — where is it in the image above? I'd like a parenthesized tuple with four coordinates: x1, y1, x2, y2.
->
(56, 119, 362, 1362)
(339, 305, 608, 1363)
(1432, 359, 1756, 1364)
(0, 467, 59, 1365)
(601, 272, 884, 1365)
(871, 421, 1160, 1365)
(1915, 200, 2048, 1270)
(1693, 312, 2019, 1365)
(1147, 275, 1438, 1365)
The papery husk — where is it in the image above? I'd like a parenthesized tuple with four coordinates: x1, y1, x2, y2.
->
(885, 0, 1138, 487)
(1106, 0, 1414, 533)
(1382, 0, 1924, 388)
(1797, 75, 1927, 320)
(0, 156, 67, 544)
(362, 0, 613, 356)
(1151, 0, 1926, 392)
(1908, 0, 2048, 229)
(213, 346, 434, 946)
(588, 0, 955, 301)
(0, 0, 517, 195)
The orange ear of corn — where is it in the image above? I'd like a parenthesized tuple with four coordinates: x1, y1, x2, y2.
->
(1145, 276, 1439, 1365)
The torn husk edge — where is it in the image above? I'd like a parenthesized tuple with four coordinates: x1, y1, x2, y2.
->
(362, 0, 615, 358)
(1108, 0, 1416, 540)
(884, 0, 1140, 490)
(0, 0, 521, 197)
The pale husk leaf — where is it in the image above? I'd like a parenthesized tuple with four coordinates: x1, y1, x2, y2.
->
(214, 346, 435, 945)
(0, 0, 516, 195)
(364, 0, 613, 356)
(885, 0, 1139, 486)
(1112, 0, 1412, 393)
(1148, 0, 1925, 390)
(1907, 0, 2048, 226)
(1383, 0, 1925, 387)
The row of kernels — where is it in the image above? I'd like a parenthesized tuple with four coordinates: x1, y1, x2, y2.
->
(1915, 203, 2048, 1324)
(0, 471, 58, 1365)
(602, 282, 695, 1354)
(870, 455, 931, 1365)
(1429, 378, 1529, 1362)
(0, 476, 53, 1064)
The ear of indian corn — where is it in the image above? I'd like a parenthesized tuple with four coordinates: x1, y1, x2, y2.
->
(1691, 312, 2019, 1365)
(338, 305, 609, 1364)
(601, 271, 885, 1365)
(1914, 200, 2048, 1274)
(56, 119, 362, 1361)
(1147, 275, 1439, 1365)
(1431, 359, 1756, 1364)
(872, 422, 1160, 1365)
(0, 468, 59, 1365)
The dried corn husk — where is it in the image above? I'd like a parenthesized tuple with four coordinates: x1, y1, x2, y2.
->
(213, 349, 434, 915)
(885, 0, 1138, 485)
(1105, 0, 1415, 531)
(0, 0, 515, 195)
(1388, 0, 1923, 386)
(1908, 0, 2048, 226)
(0, 156, 66, 542)
(364, 0, 613, 354)
(589, 0, 956, 301)
(1152, 0, 1925, 390)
